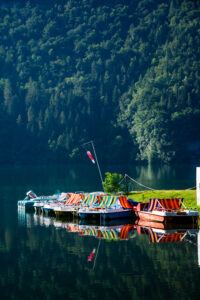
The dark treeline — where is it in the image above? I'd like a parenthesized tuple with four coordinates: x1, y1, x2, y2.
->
(0, 0, 200, 164)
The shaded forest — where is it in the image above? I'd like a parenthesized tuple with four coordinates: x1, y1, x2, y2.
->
(0, 0, 200, 164)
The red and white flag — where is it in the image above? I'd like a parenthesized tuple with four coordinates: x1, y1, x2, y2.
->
(88, 248, 96, 262)
(87, 151, 95, 164)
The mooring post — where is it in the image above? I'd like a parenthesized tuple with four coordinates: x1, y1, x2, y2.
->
(82, 140, 104, 191)
(196, 167, 200, 206)
(198, 231, 200, 268)
(91, 141, 104, 191)
(125, 175, 129, 195)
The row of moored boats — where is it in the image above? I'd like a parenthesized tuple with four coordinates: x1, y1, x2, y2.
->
(17, 190, 199, 223)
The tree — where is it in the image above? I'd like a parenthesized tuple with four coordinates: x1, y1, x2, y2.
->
(103, 172, 124, 194)
(4, 79, 14, 115)
(25, 79, 39, 107)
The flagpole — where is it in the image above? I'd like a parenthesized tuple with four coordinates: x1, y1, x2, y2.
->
(82, 140, 104, 191)
(91, 141, 104, 190)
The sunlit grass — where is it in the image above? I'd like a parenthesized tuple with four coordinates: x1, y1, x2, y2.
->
(127, 190, 200, 212)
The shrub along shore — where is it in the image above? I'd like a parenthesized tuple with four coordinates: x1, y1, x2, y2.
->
(127, 190, 200, 212)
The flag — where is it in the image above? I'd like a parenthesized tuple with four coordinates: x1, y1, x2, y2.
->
(87, 151, 95, 164)
(88, 248, 96, 262)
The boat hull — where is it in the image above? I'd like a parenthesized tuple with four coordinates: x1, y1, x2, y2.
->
(54, 210, 73, 216)
(43, 207, 54, 215)
(17, 200, 35, 210)
(53, 206, 76, 216)
(138, 211, 199, 224)
(79, 209, 133, 220)
(137, 219, 199, 230)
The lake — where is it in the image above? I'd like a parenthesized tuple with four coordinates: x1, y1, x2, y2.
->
(0, 163, 200, 300)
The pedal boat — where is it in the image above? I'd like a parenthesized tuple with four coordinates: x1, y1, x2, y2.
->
(78, 196, 137, 220)
(136, 198, 199, 224)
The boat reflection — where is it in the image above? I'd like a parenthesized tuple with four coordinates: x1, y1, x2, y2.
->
(18, 207, 199, 245)
(50, 217, 136, 241)
(18, 207, 136, 240)
(18, 206, 55, 228)
(74, 223, 135, 241)
(135, 219, 198, 244)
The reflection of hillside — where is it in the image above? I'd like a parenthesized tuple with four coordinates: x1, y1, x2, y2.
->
(132, 164, 194, 190)
(134, 164, 172, 190)
(0, 211, 198, 300)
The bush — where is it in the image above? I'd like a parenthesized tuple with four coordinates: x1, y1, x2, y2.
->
(103, 172, 124, 194)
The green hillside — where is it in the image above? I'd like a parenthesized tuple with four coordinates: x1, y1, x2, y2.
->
(0, 0, 200, 164)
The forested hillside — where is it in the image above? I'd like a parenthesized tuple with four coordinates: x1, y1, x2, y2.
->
(0, 0, 200, 164)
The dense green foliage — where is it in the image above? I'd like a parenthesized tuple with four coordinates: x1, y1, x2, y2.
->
(103, 172, 124, 193)
(0, 0, 200, 164)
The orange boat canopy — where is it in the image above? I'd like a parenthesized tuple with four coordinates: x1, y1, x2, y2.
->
(148, 198, 183, 211)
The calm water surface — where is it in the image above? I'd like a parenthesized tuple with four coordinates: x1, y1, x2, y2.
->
(0, 164, 200, 300)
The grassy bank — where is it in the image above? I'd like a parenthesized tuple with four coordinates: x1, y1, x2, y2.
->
(127, 190, 200, 212)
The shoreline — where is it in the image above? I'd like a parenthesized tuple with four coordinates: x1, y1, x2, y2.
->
(127, 190, 200, 212)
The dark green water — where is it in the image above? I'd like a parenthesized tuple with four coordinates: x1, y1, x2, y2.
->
(0, 164, 200, 300)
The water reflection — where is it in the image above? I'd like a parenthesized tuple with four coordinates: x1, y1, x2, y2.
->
(18, 208, 136, 241)
(1, 163, 197, 200)
(136, 220, 198, 244)
(1, 207, 199, 300)
(18, 207, 199, 247)
(1, 164, 200, 300)
(133, 164, 196, 190)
